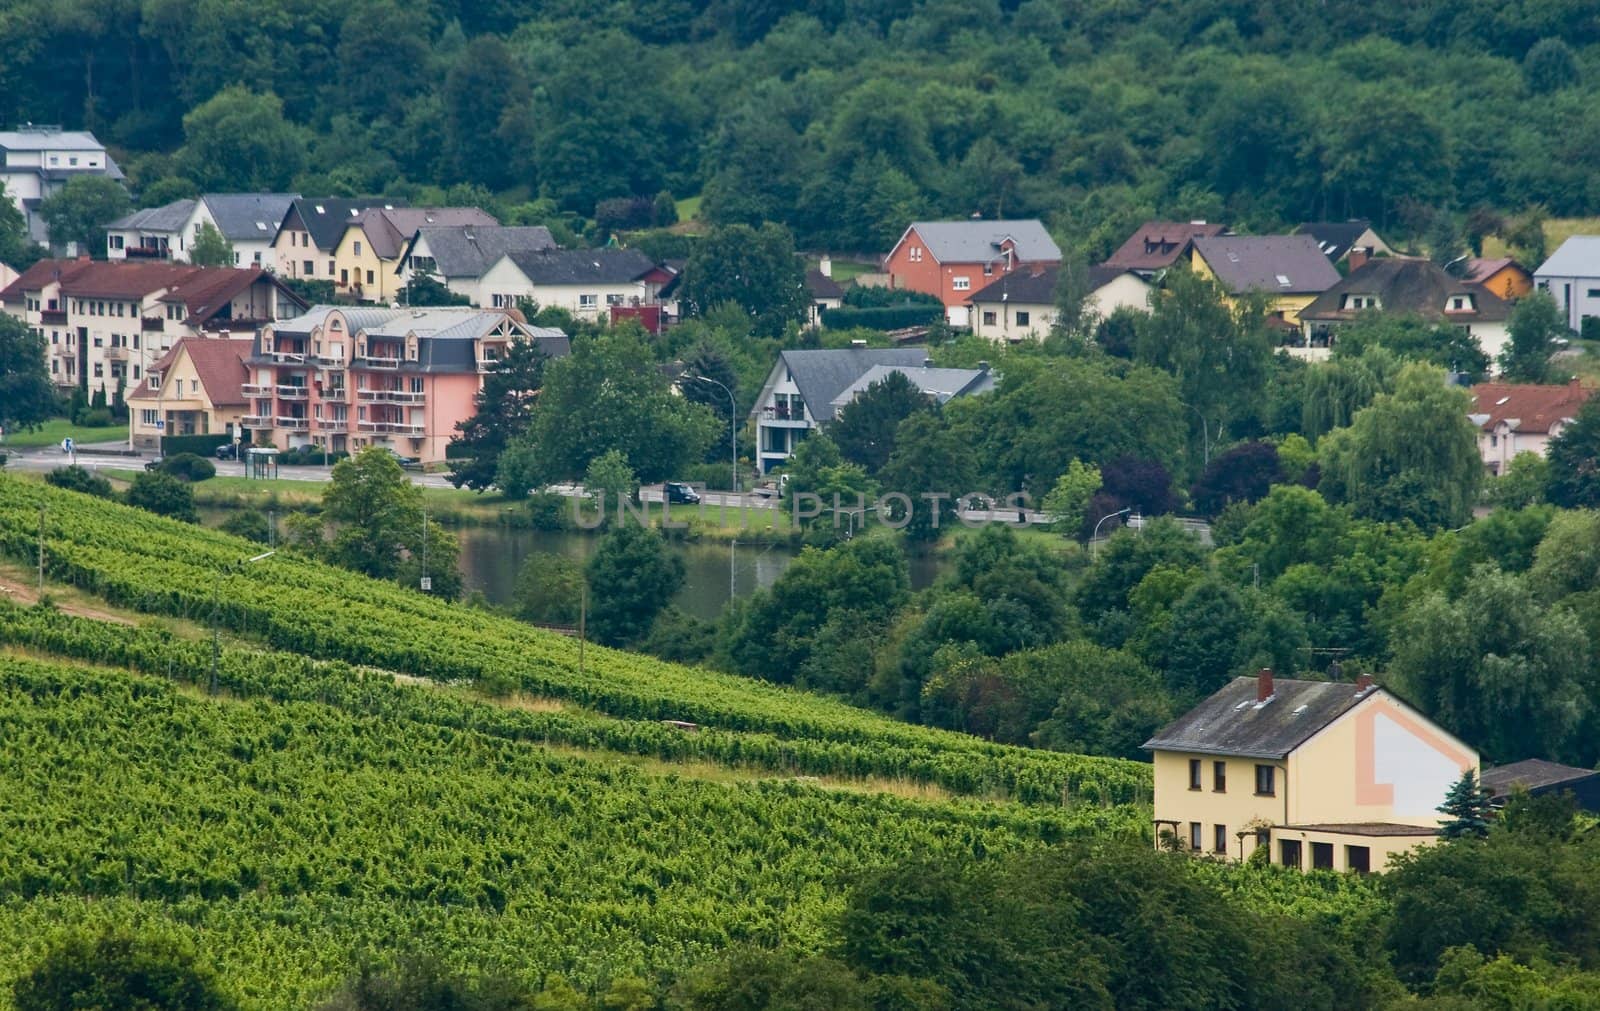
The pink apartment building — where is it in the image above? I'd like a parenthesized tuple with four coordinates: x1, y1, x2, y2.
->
(244, 306, 568, 464)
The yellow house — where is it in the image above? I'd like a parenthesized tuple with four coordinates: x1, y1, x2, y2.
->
(126, 337, 254, 451)
(333, 207, 498, 303)
(1190, 235, 1342, 326)
(1144, 669, 1478, 873)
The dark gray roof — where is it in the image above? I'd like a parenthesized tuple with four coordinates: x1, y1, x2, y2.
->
(1192, 235, 1341, 295)
(110, 199, 196, 233)
(281, 198, 409, 252)
(806, 269, 845, 300)
(1281, 823, 1438, 838)
(1481, 759, 1600, 795)
(504, 248, 656, 285)
(1295, 220, 1375, 261)
(831, 364, 995, 408)
(203, 194, 298, 242)
(905, 220, 1061, 264)
(765, 348, 932, 423)
(970, 267, 1058, 304)
(405, 225, 557, 278)
(1299, 258, 1511, 324)
(1143, 677, 1376, 759)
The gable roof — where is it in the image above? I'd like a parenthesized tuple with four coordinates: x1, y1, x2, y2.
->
(202, 193, 298, 242)
(1143, 676, 1379, 760)
(759, 347, 933, 423)
(352, 207, 500, 261)
(1462, 257, 1526, 284)
(0, 259, 303, 322)
(1295, 220, 1377, 262)
(1103, 221, 1228, 272)
(279, 198, 410, 252)
(969, 267, 1057, 304)
(831, 364, 995, 410)
(128, 337, 253, 405)
(402, 224, 557, 278)
(503, 248, 657, 285)
(901, 220, 1061, 264)
(1481, 759, 1600, 796)
(1299, 257, 1511, 324)
(806, 269, 845, 300)
(1469, 380, 1595, 435)
(1192, 234, 1342, 295)
(0, 129, 106, 152)
(158, 267, 306, 323)
(109, 199, 197, 233)
(1536, 235, 1600, 278)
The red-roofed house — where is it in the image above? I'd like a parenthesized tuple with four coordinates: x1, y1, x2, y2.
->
(1469, 380, 1596, 473)
(126, 338, 254, 450)
(0, 259, 304, 400)
(1102, 221, 1228, 276)
(1462, 258, 1534, 302)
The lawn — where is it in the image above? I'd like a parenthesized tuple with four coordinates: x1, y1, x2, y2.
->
(674, 194, 703, 222)
(809, 258, 880, 283)
(1481, 216, 1600, 260)
(1, 418, 128, 449)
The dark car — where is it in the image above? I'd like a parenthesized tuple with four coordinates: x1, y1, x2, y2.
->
(215, 442, 239, 460)
(144, 456, 164, 471)
(664, 481, 702, 505)
(380, 447, 423, 471)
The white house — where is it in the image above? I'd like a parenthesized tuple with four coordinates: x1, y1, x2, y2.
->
(968, 265, 1151, 342)
(0, 127, 124, 252)
(1535, 235, 1600, 333)
(1469, 380, 1596, 474)
(1296, 258, 1511, 365)
(393, 224, 558, 304)
(478, 248, 661, 317)
(108, 194, 297, 268)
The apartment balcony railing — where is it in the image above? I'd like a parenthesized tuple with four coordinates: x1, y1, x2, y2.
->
(241, 415, 271, 427)
(275, 385, 310, 400)
(126, 245, 167, 260)
(356, 389, 426, 404)
(275, 416, 310, 430)
(265, 350, 305, 364)
(357, 420, 426, 436)
(315, 417, 347, 430)
(761, 405, 807, 423)
(352, 355, 402, 369)
(102, 346, 129, 362)
(241, 383, 274, 397)
(39, 310, 66, 325)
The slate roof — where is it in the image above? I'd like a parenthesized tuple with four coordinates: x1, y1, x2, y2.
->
(1192, 235, 1342, 295)
(280, 198, 409, 252)
(1481, 759, 1600, 796)
(758, 348, 932, 423)
(128, 337, 253, 405)
(109, 199, 197, 233)
(1295, 220, 1376, 262)
(503, 248, 657, 285)
(403, 225, 557, 278)
(1536, 235, 1600, 278)
(202, 193, 298, 242)
(1299, 258, 1511, 324)
(969, 267, 1057, 304)
(354, 207, 500, 260)
(806, 269, 845, 300)
(1103, 221, 1228, 272)
(903, 220, 1061, 264)
(1469, 380, 1595, 435)
(157, 267, 306, 322)
(1143, 677, 1377, 759)
(831, 364, 995, 409)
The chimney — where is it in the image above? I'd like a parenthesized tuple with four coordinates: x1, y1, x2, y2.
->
(1347, 247, 1370, 272)
(1356, 673, 1374, 694)
(1256, 668, 1275, 702)
(819, 255, 833, 279)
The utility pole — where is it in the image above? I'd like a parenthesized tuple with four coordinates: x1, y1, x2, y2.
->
(578, 583, 587, 676)
(37, 504, 45, 594)
(420, 508, 429, 592)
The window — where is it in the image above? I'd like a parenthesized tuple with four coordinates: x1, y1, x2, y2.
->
(1213, 761, 1226, 793)
(141, 409, 158, 426)
(579, 294, 598, 309)
(1345, 845, 1371, 874)
(340, 269, 349, 286)
(1189, 822, 1202, 851)
(303, 261, 314, 276)
(93, 337, 103, 348)
(109, 234, 124, 250)
(132, 365, 140, 379)
(1588, 288, 1600, 299)
(366, 270, 374, 285)
(149, 375, 158, 389)
(1214, 824, 1227, 854)
(1015, 311, 1030, 326)
(607, 293, 626, 306)
(1188, 759, 1202, 790)
(354, 241, 362, 256)
(328, 260, 335, 275)
(982, 262, 993, 275)
(93, 363, 103, 378)
(50, 359, 58, 375)
(1254, 764, 1276, 796)
(410, 377, 424, 393)
(951, 277, 971, 291)
(908, 246, 923, 263)
(1279, 839, 1302, 869)
(1311, 842, 1334, 870)
(982, 311, 997, 326)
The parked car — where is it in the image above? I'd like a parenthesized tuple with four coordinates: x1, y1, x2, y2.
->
(664, 481, 702, 505)
(215, 442, 239, 460)
(144, 456, 164, 471)
(380, 447, 423, 471)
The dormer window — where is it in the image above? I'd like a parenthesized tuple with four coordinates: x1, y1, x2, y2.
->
(1449, 295, 1472, 312)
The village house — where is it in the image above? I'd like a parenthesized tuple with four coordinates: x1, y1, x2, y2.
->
(829, 361, 995, 415)
(0, 127, 123, 251)
(126, 337, 253, 450)
(1463, 257, 1533, 302)
(805, 258, 846, 327)
(1102, 220, 1227, 276)
(1534, 236, 1600, 333)
(1145, 669, 1478, 873)
(333, 207, 499, 304)
(393, 224, 558, 305)
(477, 248, 664, 317)
(885, 219, 1061, 327)
(1190, 234, 1342, 327)
(1481, 760, 1600, 813)
(243, 306, 568, 464)
(1468, 379, 1595, 474)
(0, 259, 305, 400)
(108, 194, 297, 268)
(1294, 220, 1395, 265)
(967, 265, 1151, 342)
(1295, 258, 1511, 364)
(270, 198, 407, 285)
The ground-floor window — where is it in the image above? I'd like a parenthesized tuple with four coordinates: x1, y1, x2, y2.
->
(1345, 846, 1370, 874)
(1279, 839, 1302, 870)
(1213, 824, 1227, 854)
(1188, 822, 1202, 851)
(1311, 842, 1334, 870)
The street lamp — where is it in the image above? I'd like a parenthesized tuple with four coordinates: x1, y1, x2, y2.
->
(1091, 507, 1132, 559)
(210, 550, 275, 693)
(1180, 402, 1211, 466)
(692, 375, 738, 496)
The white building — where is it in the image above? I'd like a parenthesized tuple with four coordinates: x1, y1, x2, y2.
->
(478, 248, 664, 317)
(1535, 235, 1600, 333)
(393, 224, 558, 305)
(107, 194, 297, 267)
(968, 265, 1151, 342)
(0, 127, 124, 251)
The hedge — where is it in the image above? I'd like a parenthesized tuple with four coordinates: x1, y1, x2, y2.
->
(160, 433, 230, 456)
(820, 303, 944, 331)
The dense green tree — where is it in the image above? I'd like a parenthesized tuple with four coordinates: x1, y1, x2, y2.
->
(0, 315, 56, 434)
(319, 955, 531, 1011)
(512, 554, 585, 627)
(218, 509, 270, 544)
(1437, 770, 1494, 840)
(442, 37, 532, 190)
(585, 524, 685, 647)
(187, 222, 234, 267)
(879, 412, 980, 541)
(1009, 641, 1170, 759)
(831, 370, 933, 474)
(585, 449, 639, 512)
(124, 471, 198, 522)
(1040, 460, 1101, 535)
(13, 932, 236, 1011)
(1524, 38, 1580, 94)
(38, 175, 129, 256)
(1189, 441, 1282, 518)
(316, 448, 460, 598)
(335, 5, 432, 123)
(1330, 314, 1488, 381)
(1545, 395, 1600, 508)
(1487, 450, 1549, 508)
(1499, 290, 1566, 382)
(679, 223, 808, 338)
(450, 340, 555, 494)
(179, 87, 306, 192)
(670, 948, 872, 1011)
(45, 466, 113, 498)
(0, 183, 45, 269)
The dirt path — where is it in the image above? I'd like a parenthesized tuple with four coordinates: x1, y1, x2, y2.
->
(0, 572, 135, 626)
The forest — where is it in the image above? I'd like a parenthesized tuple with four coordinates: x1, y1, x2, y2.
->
(3, 0, 1597, 254)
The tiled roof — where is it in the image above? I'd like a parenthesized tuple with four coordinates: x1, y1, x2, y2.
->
(127, 337, 253, 406)
(1469, 380, 1595, 435)
(1462, 257, 1521, 284)
(1300, 258, 1510, 325)
(1143, 676, 1377, 760)
(903, 219, 1061, 264)
(0, 259, 301, 322)
(1103, 221, 1227, 272)
(1192, 235, 1342, 295)
(1295, 220, 1376, 261)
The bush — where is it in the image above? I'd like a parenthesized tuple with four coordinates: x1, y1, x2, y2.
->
(81, 408, 115, 427)
(842, 286, 943, 309)
(12, 931, 237, 1011)
(679, 461, 736, 491)
(525, 491, 574, 531)
(277, 447, 348, 466)
(1582, 316, 1600, 344)
(45, 465, 113, 498)
(821, 303, 944, 331)
(125, 471, 198, 522)
(161, 433, 229, 457)
(155, 452, 217, 482)
(0, 452, 7, 468)
(219, 509, 271, 543)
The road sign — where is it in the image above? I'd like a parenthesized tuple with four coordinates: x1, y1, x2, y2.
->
(420, 577, 432, 591)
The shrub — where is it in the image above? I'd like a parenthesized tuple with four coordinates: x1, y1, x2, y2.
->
(156, 452, 217, 482)
(821, 303, 944, 331)
(45, 465, 113, 498)
(125, 471, 198, 522)
(81, 408, 115, 427)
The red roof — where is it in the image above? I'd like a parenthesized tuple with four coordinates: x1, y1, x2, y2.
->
(1470, 380, 1595, 435)
(0, 259, 297, 324)
(1462, 258, 1524, 284)
(127, 337, 254, 406)
(1103, 221, 1228, 272)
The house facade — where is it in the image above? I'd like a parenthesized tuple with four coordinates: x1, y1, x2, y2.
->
(1296, 258, 1511, 364)
(393, 225, 558, 305)
(1534, 236, 1600, 332)
(109, 194, 297, 268)
(270, 198, 406, 284)
(126, 337, 253, 449)
(1468, 380, 1595, 473)
(805, 265, 845, 327)
(1146, 669, 1478, 873)
(1463, 258, 1533, 302)
(1190, 235, 1341, 326)
(0, 128, 124, 251)
(885, 220, 1062, 327)
(0, 259, 305, 400)
(242, 306, 568, 464)
(968, 265, 1152, 342)
(1294, 220, 1395, 264)
(333, 207, 498, 303)
(478, 248, 661, 317)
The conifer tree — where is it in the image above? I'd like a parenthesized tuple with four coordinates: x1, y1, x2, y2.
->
(1437, 769, 1493, 840)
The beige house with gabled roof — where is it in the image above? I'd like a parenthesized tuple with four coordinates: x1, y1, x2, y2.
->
(126, 337, 253, 450)
(1145, 669, 1478, 873)
(333, 207, 499, 304)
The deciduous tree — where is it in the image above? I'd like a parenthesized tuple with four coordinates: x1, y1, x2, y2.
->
(38, 175, 129, 256)
(188, 222, 234, 267)
(679, 223, 808, 338)
(0, 315, 55, 433)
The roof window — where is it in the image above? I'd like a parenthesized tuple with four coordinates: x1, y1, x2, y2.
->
(1276, 274, 1291, 286)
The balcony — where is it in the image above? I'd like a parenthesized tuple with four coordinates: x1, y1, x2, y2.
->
(357, 420, 426, 436)
(274, 416, 310, 430)
(40, 310, 66, 325)
(242, 415, 271, 427)
(103, 346, 129, 362)
(352, 355, 401, 370)
(265, 349, 306, 364)
(241, 383, 273, 397)
(125, 245, 168, 260)
(316, 417, 347, 430)
(761, 404, 809, 425)
(141, 317, 164, 332)
(356, 389, 425, 404)
(275, 384, 310, 400)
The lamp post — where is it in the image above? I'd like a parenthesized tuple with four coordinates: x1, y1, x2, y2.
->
(1180, 402, 1211, 466)
(211, 550, 275, 693)
(1091, 507, 1132, 559)
(692, 375, 737, 498)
